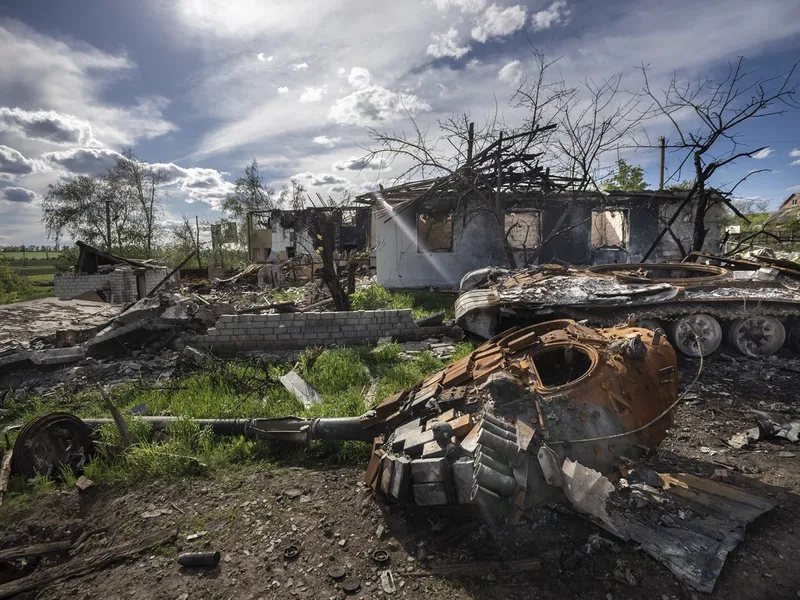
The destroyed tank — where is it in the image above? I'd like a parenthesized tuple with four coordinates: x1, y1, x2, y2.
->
(17, 319, 677, 522)
(455, 258, 800, 358)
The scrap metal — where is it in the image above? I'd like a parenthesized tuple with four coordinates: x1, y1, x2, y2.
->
(455, 260, 800, 358)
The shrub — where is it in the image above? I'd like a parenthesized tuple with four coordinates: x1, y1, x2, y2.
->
(350, 284, 393, 310)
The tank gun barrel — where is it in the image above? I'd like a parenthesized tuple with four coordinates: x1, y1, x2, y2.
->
(82, 416, 371, 444)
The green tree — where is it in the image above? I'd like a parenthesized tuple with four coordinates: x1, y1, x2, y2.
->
(222, 159, 276, 247)
(602, 159, 648, 191)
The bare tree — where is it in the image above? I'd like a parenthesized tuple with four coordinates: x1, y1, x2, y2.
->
(640, 57, 799, 259)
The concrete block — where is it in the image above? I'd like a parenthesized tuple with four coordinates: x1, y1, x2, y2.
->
(389, 456, 411, 501)
(404, 429, 437, 456)
(411, 457, 451, 484)
(452, 459, 474, 504)
(413, 483, 449, 506)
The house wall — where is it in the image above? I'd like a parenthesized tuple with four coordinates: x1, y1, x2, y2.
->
(54, 266, 172, 303)
(376, 194, 725, 289)
(375, 202, 507, 289)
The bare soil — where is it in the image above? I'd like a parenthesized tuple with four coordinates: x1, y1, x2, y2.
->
(3, 349, 800, 600)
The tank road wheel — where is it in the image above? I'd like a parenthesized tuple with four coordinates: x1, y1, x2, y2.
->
(788, 322, 800, 352)
(727, 316, 786, 358)
(638, 319, 662, 331)
(666, 314, 722, 357)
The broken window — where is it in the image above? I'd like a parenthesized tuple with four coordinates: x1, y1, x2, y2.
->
(341, 209, 356, 226)
(591, 209, 628, 249)
(417, 213, 453, 252)
(505, 212, 541, 249)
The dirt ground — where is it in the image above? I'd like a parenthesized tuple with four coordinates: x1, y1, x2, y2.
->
(2, 349, 800, 600)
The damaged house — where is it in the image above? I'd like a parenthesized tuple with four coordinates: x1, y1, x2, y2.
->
(358, 186, 725, 290)
(53, 241, 173, 303)
(247, 206, 371, 263)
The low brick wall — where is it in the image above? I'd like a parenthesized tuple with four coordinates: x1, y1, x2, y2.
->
(54, 267, 172, 302)
(54, 272, 111, 299)
(193, 309, 420, 352)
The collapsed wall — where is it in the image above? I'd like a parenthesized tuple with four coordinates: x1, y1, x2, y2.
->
(191, 309, 421, 352)
(54, 266, 171, 303)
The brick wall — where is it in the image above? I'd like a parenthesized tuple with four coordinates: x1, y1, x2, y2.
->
(54, 273, 111, 299)
(192, 309, 420, 352)
(54, 266, 171, 302)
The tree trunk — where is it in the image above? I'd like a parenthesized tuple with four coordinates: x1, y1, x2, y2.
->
(319, 213, 350, 311)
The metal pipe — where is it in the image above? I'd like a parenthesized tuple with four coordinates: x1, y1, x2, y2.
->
(480, 420, 517, 441)
(474, 450, 513, 476)
(474, 463, 518, 497)
(83, 416, 371, 444)
(474, 443, 505, 465)
(476, 427, 521, 462)
(483, 413, 516, 433)
(469, 483, 510, 516)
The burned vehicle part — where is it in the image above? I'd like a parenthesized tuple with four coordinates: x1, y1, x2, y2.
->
(455, 261, 800, 357)
(361, 319, 679, 519)
(10, 413, 95, 480)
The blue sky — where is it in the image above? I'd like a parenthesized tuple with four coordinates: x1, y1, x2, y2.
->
(0, 0, 798, 245)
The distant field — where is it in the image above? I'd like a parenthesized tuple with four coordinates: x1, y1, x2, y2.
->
(25, 273, 55, 283)
(0, 251, 52, 260)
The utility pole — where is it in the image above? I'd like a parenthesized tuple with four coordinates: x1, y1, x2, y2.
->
(466, 122, 475, 166)
(195, 215, 202, 268)
(105, 200, 112, 252)
(658, 136, 666, 190)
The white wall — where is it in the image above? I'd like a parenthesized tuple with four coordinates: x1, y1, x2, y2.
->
(375, 205, 507, 289)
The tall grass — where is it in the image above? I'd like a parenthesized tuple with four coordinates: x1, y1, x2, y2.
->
(0, 344, 466, 497)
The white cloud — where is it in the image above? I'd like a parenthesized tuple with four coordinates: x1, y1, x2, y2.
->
(293, 171, 349, 186)
(347, 67, 373, 90)
(790, 149, 800, 158)
(0, 108, 95, 146)
(531, 0, 571, 31)
(0, 22, 175, 147)
(471, 3, 527, 42)
(792, 159, 800, 166)
(0, 186, 36, 203)
(433, 0, 486, 13)
(751, 147, 774, 160)
(498, 59, 524, 85)
(299, 85, 328, 103)
(787, 185, 800, 192)
(290, 62, 309, 71)
(329, 68, 431, 127)
(313, 135, 342, 148)
(0, 145, 36, 175)
(277, 86, 289, 95)
(257, 53, 273, 62)
(333, 156, 389, 171)
(42, 147, 122, 175)
(427, 28, 471, 59)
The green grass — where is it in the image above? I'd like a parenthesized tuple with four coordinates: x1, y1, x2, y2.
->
(15, 266, 57, 275)
(351, 284, 456, 320)
(0, 251, 52, 260)
(25, 273, 55, 283)
(0, 343, 466, 501)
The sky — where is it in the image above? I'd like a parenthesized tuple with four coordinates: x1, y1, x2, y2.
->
(0, 0, 798, 245)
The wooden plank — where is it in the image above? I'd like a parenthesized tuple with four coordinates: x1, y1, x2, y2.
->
(0, 541, 72, 562)
(0, 531, 176, 599)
